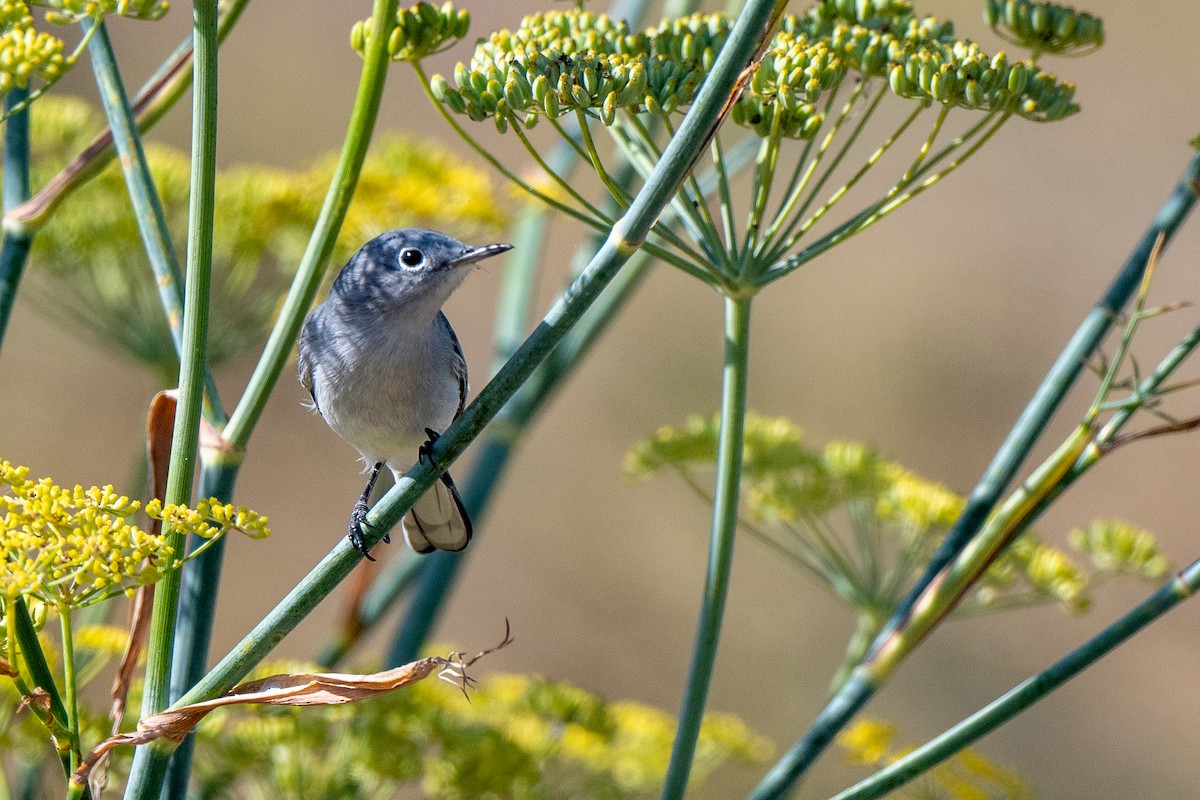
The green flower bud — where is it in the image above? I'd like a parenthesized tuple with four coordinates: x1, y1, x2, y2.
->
(1007, 62, 1027, 94)
(429, 73, 452, 101)
(445, 90, 467, 114)
(984, 0, 1103, 56)
(532, 74, 549, 104)
(601, 90, 616, 125)
(503, 76, 527, 109)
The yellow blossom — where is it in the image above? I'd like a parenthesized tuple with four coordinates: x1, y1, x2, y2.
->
(0, 458, 269, 610)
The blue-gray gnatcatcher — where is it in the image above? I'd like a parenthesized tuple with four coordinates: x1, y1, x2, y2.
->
(299, 228, 512, 559)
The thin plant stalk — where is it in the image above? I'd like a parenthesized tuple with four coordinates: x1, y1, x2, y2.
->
(747, 151, 1200, 800)
(0, 87, 31, 351)
(169, 0, 783, 711)
(660, 294, 752, 800)
(873, 295, 1200, 662)
(58, 609, 83, 800)
(84, 19, 226, 425)
(831, 557, 1200, 800)
(161, 454, 242, 800)
(123, 2, 219, 796)
(221, 0, 399, 450)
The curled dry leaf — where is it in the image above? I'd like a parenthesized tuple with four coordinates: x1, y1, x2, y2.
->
(74, 621, 513, 783)
(18, 687, 52, 715)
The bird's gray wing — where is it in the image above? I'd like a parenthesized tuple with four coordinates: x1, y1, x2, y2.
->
(298, 313, 322, 414)
(438, 311, 469, 419)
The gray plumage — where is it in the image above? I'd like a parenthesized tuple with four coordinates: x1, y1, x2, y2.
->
(299, 228, 511, 557)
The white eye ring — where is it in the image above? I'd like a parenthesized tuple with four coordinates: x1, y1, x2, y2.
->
(398, 248, 424, 269)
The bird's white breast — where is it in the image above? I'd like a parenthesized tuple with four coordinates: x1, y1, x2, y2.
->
(311, 316, 461, 468)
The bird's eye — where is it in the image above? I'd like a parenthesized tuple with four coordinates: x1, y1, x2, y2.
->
(398, 248, 424, 269)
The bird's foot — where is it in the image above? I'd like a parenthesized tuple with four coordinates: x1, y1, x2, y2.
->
(348, 463, 390, 560)
(419, 427, 443, 469)
(347, 500, 375, 561)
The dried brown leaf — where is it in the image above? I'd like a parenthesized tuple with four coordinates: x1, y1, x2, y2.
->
(18, 687, 52, 715)
(74, 622, 513, 783)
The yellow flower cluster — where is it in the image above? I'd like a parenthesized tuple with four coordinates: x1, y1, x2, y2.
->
(437, 672, 771, 793)
(0, 0, 169, 100)
(0, 460, 174, 608)
(0, 459, 268, 610)
(37, 0, 169, 24)
(0, 21, 66, 94)
(628, 413, 1169, 618)
(838, 718, 1032, 799)
(877, 463, 965, 533)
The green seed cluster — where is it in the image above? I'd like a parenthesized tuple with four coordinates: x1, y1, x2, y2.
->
(888, 42, 1076, 120)
(428, 11, 649, 131)
(786, 2, 955, 76)
(434, 2, 1085, 136)
(431, 11, 739, 131)
(0, 24, 65, 94)
(351, 1, 469, 63)
(803, 0, 920, 26)
(733, 32, 843, 139)
(985, 0, 1103, 55)
(648, 12, 729, 71)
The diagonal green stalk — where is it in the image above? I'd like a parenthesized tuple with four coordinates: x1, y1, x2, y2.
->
(317, 551, 426, 668)
(170, 0, 780, 710)
(123, 2, 219, 796)
(221, 0, 398, 450)
(747, 150, 1200, 800)
(0, 87, 31, 352)
(831, 557, 1200, 800)
(660, 294, 752, 800)
(84, 19, 226, 425)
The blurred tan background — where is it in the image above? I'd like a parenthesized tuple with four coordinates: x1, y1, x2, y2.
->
(4, 1, 1200, 797)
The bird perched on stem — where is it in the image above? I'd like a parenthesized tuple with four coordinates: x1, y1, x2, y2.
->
(299, 228, 511, 559)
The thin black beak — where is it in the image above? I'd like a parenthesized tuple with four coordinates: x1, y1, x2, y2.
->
(451, 242, 513, 267)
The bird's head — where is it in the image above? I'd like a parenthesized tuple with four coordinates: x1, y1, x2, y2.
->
(331, 228, 511, 318)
